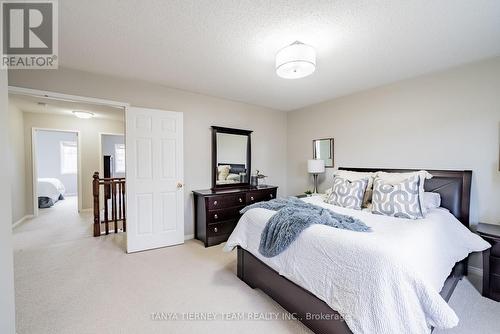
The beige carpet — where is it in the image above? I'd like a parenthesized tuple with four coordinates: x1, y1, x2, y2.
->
(13, 197, 500, 334)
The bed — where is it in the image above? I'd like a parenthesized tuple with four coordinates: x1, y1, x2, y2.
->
(37, 178, 66, 208)
(224, 168, 490, 334)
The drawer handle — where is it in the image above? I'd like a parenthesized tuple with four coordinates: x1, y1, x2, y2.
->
(214, 214, 218, 219)
(213, 200, 218, 206)
(250, 196, 254, 201)
(270, 194, 273, 198)
(239, 197, 243, 203)
(214, 227, 218, 233)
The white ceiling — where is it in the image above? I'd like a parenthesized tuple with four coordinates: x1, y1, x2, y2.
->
(58, 0, 500, 111)
(9, 95, 124, 121)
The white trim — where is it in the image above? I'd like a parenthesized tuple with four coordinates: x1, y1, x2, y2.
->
(468, 266, 483, 277)
(8, 86, 130, 108)
(32, 128, 82, 216)
(12, 215, 34, 230)
(184, 234, 194, 241)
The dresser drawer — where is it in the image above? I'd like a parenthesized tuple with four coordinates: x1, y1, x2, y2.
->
(207, 220, 237, 237)
(207, 194, 246, 209)
(246, 189, 276, 204)
(208, 207, 242, 224)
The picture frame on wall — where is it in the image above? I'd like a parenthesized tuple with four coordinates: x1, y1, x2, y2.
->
(313, 138, 334, 168)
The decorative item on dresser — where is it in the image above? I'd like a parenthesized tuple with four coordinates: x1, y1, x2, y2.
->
(477, 223, 500, 302)
(193, 186, 278, 247)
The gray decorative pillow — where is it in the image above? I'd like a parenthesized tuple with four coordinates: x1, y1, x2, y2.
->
(371, 175, 424, 219)
(326, 176, 368, 210)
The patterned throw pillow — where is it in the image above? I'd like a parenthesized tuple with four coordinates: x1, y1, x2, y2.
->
(371, 175, 424, 219)
(326, 176, 368, 210)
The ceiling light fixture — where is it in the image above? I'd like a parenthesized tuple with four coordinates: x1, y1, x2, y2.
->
(276, 41, 316, 79)
(72, 111, 94, 119)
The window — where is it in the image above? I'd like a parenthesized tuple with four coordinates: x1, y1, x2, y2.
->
(60, 141, 77, 174)
(115, 144, 126, 173)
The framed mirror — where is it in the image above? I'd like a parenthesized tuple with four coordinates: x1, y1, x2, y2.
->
(313, 138, 334, 168)
(212, 126, 252, 189)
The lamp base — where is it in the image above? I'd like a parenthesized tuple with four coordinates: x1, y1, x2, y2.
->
(312, 174, 319, 193)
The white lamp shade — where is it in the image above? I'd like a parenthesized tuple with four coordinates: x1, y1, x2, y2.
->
(307, 159, 325, 174)
(276, 41, 316, 79)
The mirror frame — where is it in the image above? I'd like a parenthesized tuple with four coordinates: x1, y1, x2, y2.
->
(212, 126, 252, 189)
(313, 138, 334, 168)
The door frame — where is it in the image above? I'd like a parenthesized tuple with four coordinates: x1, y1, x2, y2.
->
(32, 128, 82, 216)
(8, 86, 130, 217)
(98, 132, 125, 178)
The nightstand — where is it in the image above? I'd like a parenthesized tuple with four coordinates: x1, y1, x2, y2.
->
(477, 223, 500, 302)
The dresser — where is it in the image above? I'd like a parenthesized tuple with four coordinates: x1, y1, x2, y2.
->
(477, 223, 500, 302)
(193, 185, 278, 247)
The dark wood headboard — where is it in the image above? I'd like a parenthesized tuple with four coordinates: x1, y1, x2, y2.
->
(339, 167, 472, 227)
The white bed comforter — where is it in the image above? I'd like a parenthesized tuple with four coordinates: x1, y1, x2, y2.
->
(224, 196, 489, 334)
(37, 178, 66, 202)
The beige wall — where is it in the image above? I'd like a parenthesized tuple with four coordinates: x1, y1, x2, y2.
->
(8, 101, 27, 223)
(21, 112, 124, 213)
(9, 68, 288, 236)
(0, 70, 16, 334)
(287, 57, 500, 227)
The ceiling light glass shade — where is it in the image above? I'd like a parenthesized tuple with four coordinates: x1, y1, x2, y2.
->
(72, 111, 94, 119)
(276, 41, 316, 79)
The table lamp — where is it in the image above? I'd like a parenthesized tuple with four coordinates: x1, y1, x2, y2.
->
(307, 159, 325, 194)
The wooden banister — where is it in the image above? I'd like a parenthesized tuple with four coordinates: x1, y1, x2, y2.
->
(93, 172, 126, 237)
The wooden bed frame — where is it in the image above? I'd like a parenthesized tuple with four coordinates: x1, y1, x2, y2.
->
(236, 168, 472, 334)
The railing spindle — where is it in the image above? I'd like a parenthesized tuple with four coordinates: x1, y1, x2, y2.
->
(112, 181, 117, 233)
(122, 182, 126, 232)
(92, 173, 100, 237)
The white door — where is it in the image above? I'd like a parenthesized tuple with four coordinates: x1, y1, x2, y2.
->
(126, 107, 184, 253)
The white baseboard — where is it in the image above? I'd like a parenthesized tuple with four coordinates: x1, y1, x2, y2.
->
(468, 266, 483, 277)
(184, 234, 194, 241)
(12, 215, 34, 230)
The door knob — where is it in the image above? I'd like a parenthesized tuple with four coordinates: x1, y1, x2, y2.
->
(177, 182, 183, 189)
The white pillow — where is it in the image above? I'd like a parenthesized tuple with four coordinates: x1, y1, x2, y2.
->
(375, 170, 433, 214)
(423, 192, 441, 210)
(332, 170, 376, 207)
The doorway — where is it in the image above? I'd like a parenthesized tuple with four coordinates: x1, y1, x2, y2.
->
(33, 129, 80, 215)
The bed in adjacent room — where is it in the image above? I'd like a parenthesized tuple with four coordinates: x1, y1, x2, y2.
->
(224, 168, 490, 334)
(37, 178, 66, 208)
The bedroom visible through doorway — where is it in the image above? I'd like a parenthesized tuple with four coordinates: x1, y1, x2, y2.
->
(34, 129, 79, 213)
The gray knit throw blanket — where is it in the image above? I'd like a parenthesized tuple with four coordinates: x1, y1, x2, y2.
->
(240, 197, 371, 258)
